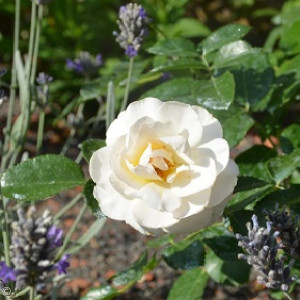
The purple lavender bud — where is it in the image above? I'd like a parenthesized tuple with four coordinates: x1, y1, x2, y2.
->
(36, 72, 53, 85)
(95, 54, 102, 66)
(138, 7, 147, 19)
(119, 5, 127, 13)
(0, 262, 16, 284)
(54, 254, 71, 275)
(47, 225, 63, 247)
(125, 45, 138, 57)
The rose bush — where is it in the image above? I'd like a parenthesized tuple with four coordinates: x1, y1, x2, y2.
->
(90, 98, 238, 235)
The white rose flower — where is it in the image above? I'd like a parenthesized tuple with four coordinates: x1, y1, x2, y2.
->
(89, 98, 238, 235)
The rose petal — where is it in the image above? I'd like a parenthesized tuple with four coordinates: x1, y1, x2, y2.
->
(157, 101, 203, 147)
(138, 183, 182, 212)
(192, 138, 229, 174)
(207, 159, 239, 207)
(106, 98, 162, 145)
(89, 147, 111, 183)
(132, 200, 179, 229)
(192, 105, 223, 143)
(170, 158, 217, 197)
(165, 199, 228, 234)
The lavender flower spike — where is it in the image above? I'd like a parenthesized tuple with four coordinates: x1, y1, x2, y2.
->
(0, 261, 16, 284)
(236, 214, 296, 292)
(114, 3, 149, 57)
(66, 52, 102, 76)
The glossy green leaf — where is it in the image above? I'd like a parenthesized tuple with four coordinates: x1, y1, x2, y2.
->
(80, 286, 119, 300)
(267, 149, 300, 183)
(150, 58, 205, 73)
(228, 209, 255, 235)
(83, 179, 103, 217)
(230, 50, 274, 107)
(200, 24, 251, 55)
(167, 268, 208, 300)
(80, 139, 106, 162)
(147, 234, 175, 248)
(192, 71, 235, 110)
(203, 236, 242, 261)
(1, 155, 85, 202)
(236, 145, 277, 181)
(254, 185, 300, 212)
(213, 40, 252, 68)
(226, 184, 274, 214)
(233, 176, 270, 193)
(112, 251, 157, 287)
(212, 105, 254, 147)
(205, 249, 250, 285)
(141, 77, 195, 103)
(162, 239, 204, 270)
(147, 37, 196, 57)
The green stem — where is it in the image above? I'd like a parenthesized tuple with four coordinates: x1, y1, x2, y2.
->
(29, 286, 35, 300)
(55, 201, 87, 259)
(36, 94, 46, 154)
(120, 57, 134, 112)
(284, 292, 294, 300)
(26, 1, 37, 79)
(0, 187, 11, 266)
(1, 0, 21, 172)
(30, 5, 43, 85)
(53, 193, 82, 221)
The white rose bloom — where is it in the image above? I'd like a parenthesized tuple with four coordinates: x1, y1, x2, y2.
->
(89, 98, 238, 235)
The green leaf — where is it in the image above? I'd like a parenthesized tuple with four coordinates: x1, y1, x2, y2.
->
(254, 185, 300, 212)
(213, 40, 252, 68)
(83, 179, 103, 217)
(192, 71, 235, 110)
(212, 105, 254, 147)
(233, 176, 270, 193)
(141, 77, 195, 103)
(205, 249, 250, 285)
(67, 217, 106, 254)
(80, 286, 119, 300)
(80, 77, 110, 101)
(230, 50, 274, 108)
(80, 139, 106, 162)
(200, 24, 251, 55)
(203, 236, 242, 261)
(1, 154, 85, 202)
(267, 149, 300, 183)
(235, 145, 277, 181)
(226, 184, 274, 214)
(228, 209, 255, 235)
(150, 58, 205, 73)
(170, 18, 211, 38)
(280, 124, 300, 153)
(147, 37, 196, 57)
(162, 239, 204, 270)
(280, 20, 300, 54)
(112, 251, 157, 287)
(167, 268, 208, 300)
(147, 234, 175, 248)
